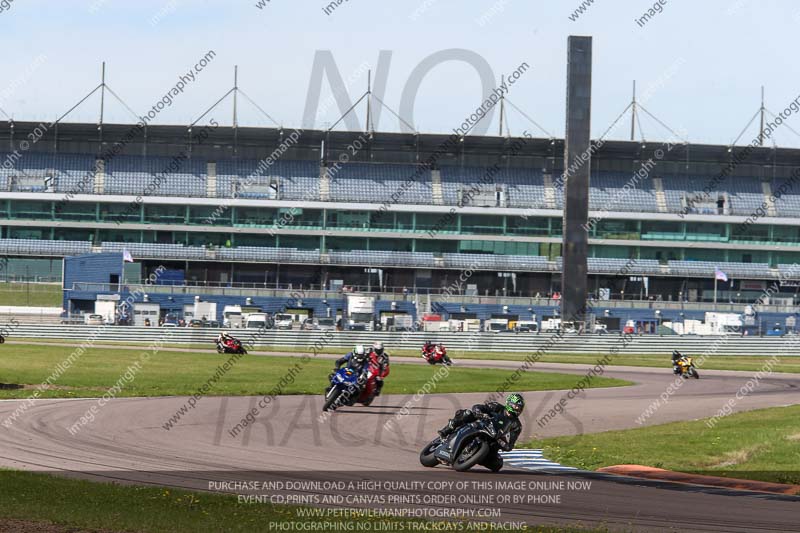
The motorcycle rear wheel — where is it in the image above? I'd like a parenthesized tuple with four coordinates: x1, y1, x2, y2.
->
(453, 439, 490, 472)
(419, 439, 441, 467)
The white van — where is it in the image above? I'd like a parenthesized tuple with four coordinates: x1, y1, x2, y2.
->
(245, 313, 270, 330)
(273, 313, 294, 330)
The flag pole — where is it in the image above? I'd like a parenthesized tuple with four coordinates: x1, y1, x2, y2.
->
(714, 276, 718, 310)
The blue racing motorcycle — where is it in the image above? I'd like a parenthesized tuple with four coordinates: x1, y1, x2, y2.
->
(322, 366, 377, 412)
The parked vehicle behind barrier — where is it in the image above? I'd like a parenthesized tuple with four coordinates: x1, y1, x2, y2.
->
(85, 314, 104, 325)
(246, 313, 271, 330)
(272, 313, 293, 330)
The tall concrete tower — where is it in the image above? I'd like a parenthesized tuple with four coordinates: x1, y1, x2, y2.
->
(561, 36, 592, 325)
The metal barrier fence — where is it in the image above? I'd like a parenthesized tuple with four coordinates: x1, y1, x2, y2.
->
(5, 325, 798, 356)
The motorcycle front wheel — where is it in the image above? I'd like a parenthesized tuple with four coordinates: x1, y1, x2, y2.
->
(322, 387, 341, 412)
(419, 438, 442, 468)
(453, 439, 490, 472)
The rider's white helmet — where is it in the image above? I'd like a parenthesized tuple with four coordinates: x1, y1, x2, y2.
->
(354, 344, 366, 356)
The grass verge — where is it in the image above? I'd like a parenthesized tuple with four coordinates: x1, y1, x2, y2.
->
(525, 405, 800, 485)
(0, 345, 629, 399)
(9, 337, 800, 374)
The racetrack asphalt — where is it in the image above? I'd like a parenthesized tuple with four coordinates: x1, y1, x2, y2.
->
(0, 347, 798, 532)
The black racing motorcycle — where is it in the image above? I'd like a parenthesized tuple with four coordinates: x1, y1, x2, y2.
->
(419, 414, 504, 472)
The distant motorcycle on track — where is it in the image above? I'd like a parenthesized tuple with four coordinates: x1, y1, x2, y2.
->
(421, 343, 453, 366)
(675, 356, 699, 379)
(216, 337, 247, 355)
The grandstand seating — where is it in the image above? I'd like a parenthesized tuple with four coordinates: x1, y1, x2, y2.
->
(105, 155, 207, 197)
(667, 260, 770, 278)
(0, 152, 95, 194)
(589, 172, 659, 212)
(2, 152, 798, 221)
(216, 159, 319, 200)
(0, 238, 92, 255)
(328, 163, 431, 204)
(1, 238, 792, 280)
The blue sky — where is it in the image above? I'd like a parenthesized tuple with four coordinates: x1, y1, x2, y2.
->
(1, 0, 799, 146)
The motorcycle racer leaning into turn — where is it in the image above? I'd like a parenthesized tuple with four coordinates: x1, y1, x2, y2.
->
(672, 350, 685, 375)
(369, 341, 390, 397)
(328, 345, 371, 392)
(437, 394, 525, 463)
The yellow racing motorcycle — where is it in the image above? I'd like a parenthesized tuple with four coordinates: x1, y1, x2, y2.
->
(675, 356, 699, 379)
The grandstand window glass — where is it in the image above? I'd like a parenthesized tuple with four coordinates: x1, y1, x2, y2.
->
(54, 228, 93, 242)
(236, 207, 276, 227)
(326, 237, 363, 251)
(641, 221, 682, 240)
(9, 200, 50, 220)
(56, 201, 96, 222)
(369, 238, 412, 252)
(100, 203, 141, 223)
(98, 229, 140, 243)
(326, 210, 370, 230)
(774, 251, 800, 263)
(686, 222, 726, 241)
(683, 249, 726, 262)
(596, 220, 639, 240)
(771, 226, 800, 244)
(415, 213, 447, 232)
(287, 209, 323, 229)
(236, 234, 277, 247)
(189, 206, 231, 226)
(279, 235, 319, 250)
(730, 223, 767, 243)
(638, 247, 679, 262)
(456, 240, 538, 256)
(506, 216, 549, 236)
(144, 205, 185, 224)
(8, 227, 45, 239)
(187, 232, 227, 247)
(460, 215, 503, 235)
(415, 240, 457, 253)
(395, 212, 413, 231)
(726, 250, 769, 264)
(591, 245, 633, 259)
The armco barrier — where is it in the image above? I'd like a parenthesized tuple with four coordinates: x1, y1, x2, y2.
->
(5, 325, 799, 356)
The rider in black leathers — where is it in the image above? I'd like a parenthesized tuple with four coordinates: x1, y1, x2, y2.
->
(437, 394, 525, 471)
(672, 350, 684, 375)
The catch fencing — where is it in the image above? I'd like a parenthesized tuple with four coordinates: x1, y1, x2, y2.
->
(6, 325, 799, 356)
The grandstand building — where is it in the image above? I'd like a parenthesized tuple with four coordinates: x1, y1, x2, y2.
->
(2, 120, 800, 320)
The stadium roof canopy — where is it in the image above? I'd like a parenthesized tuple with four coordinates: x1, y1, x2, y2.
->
(1, 120, 798, 173)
